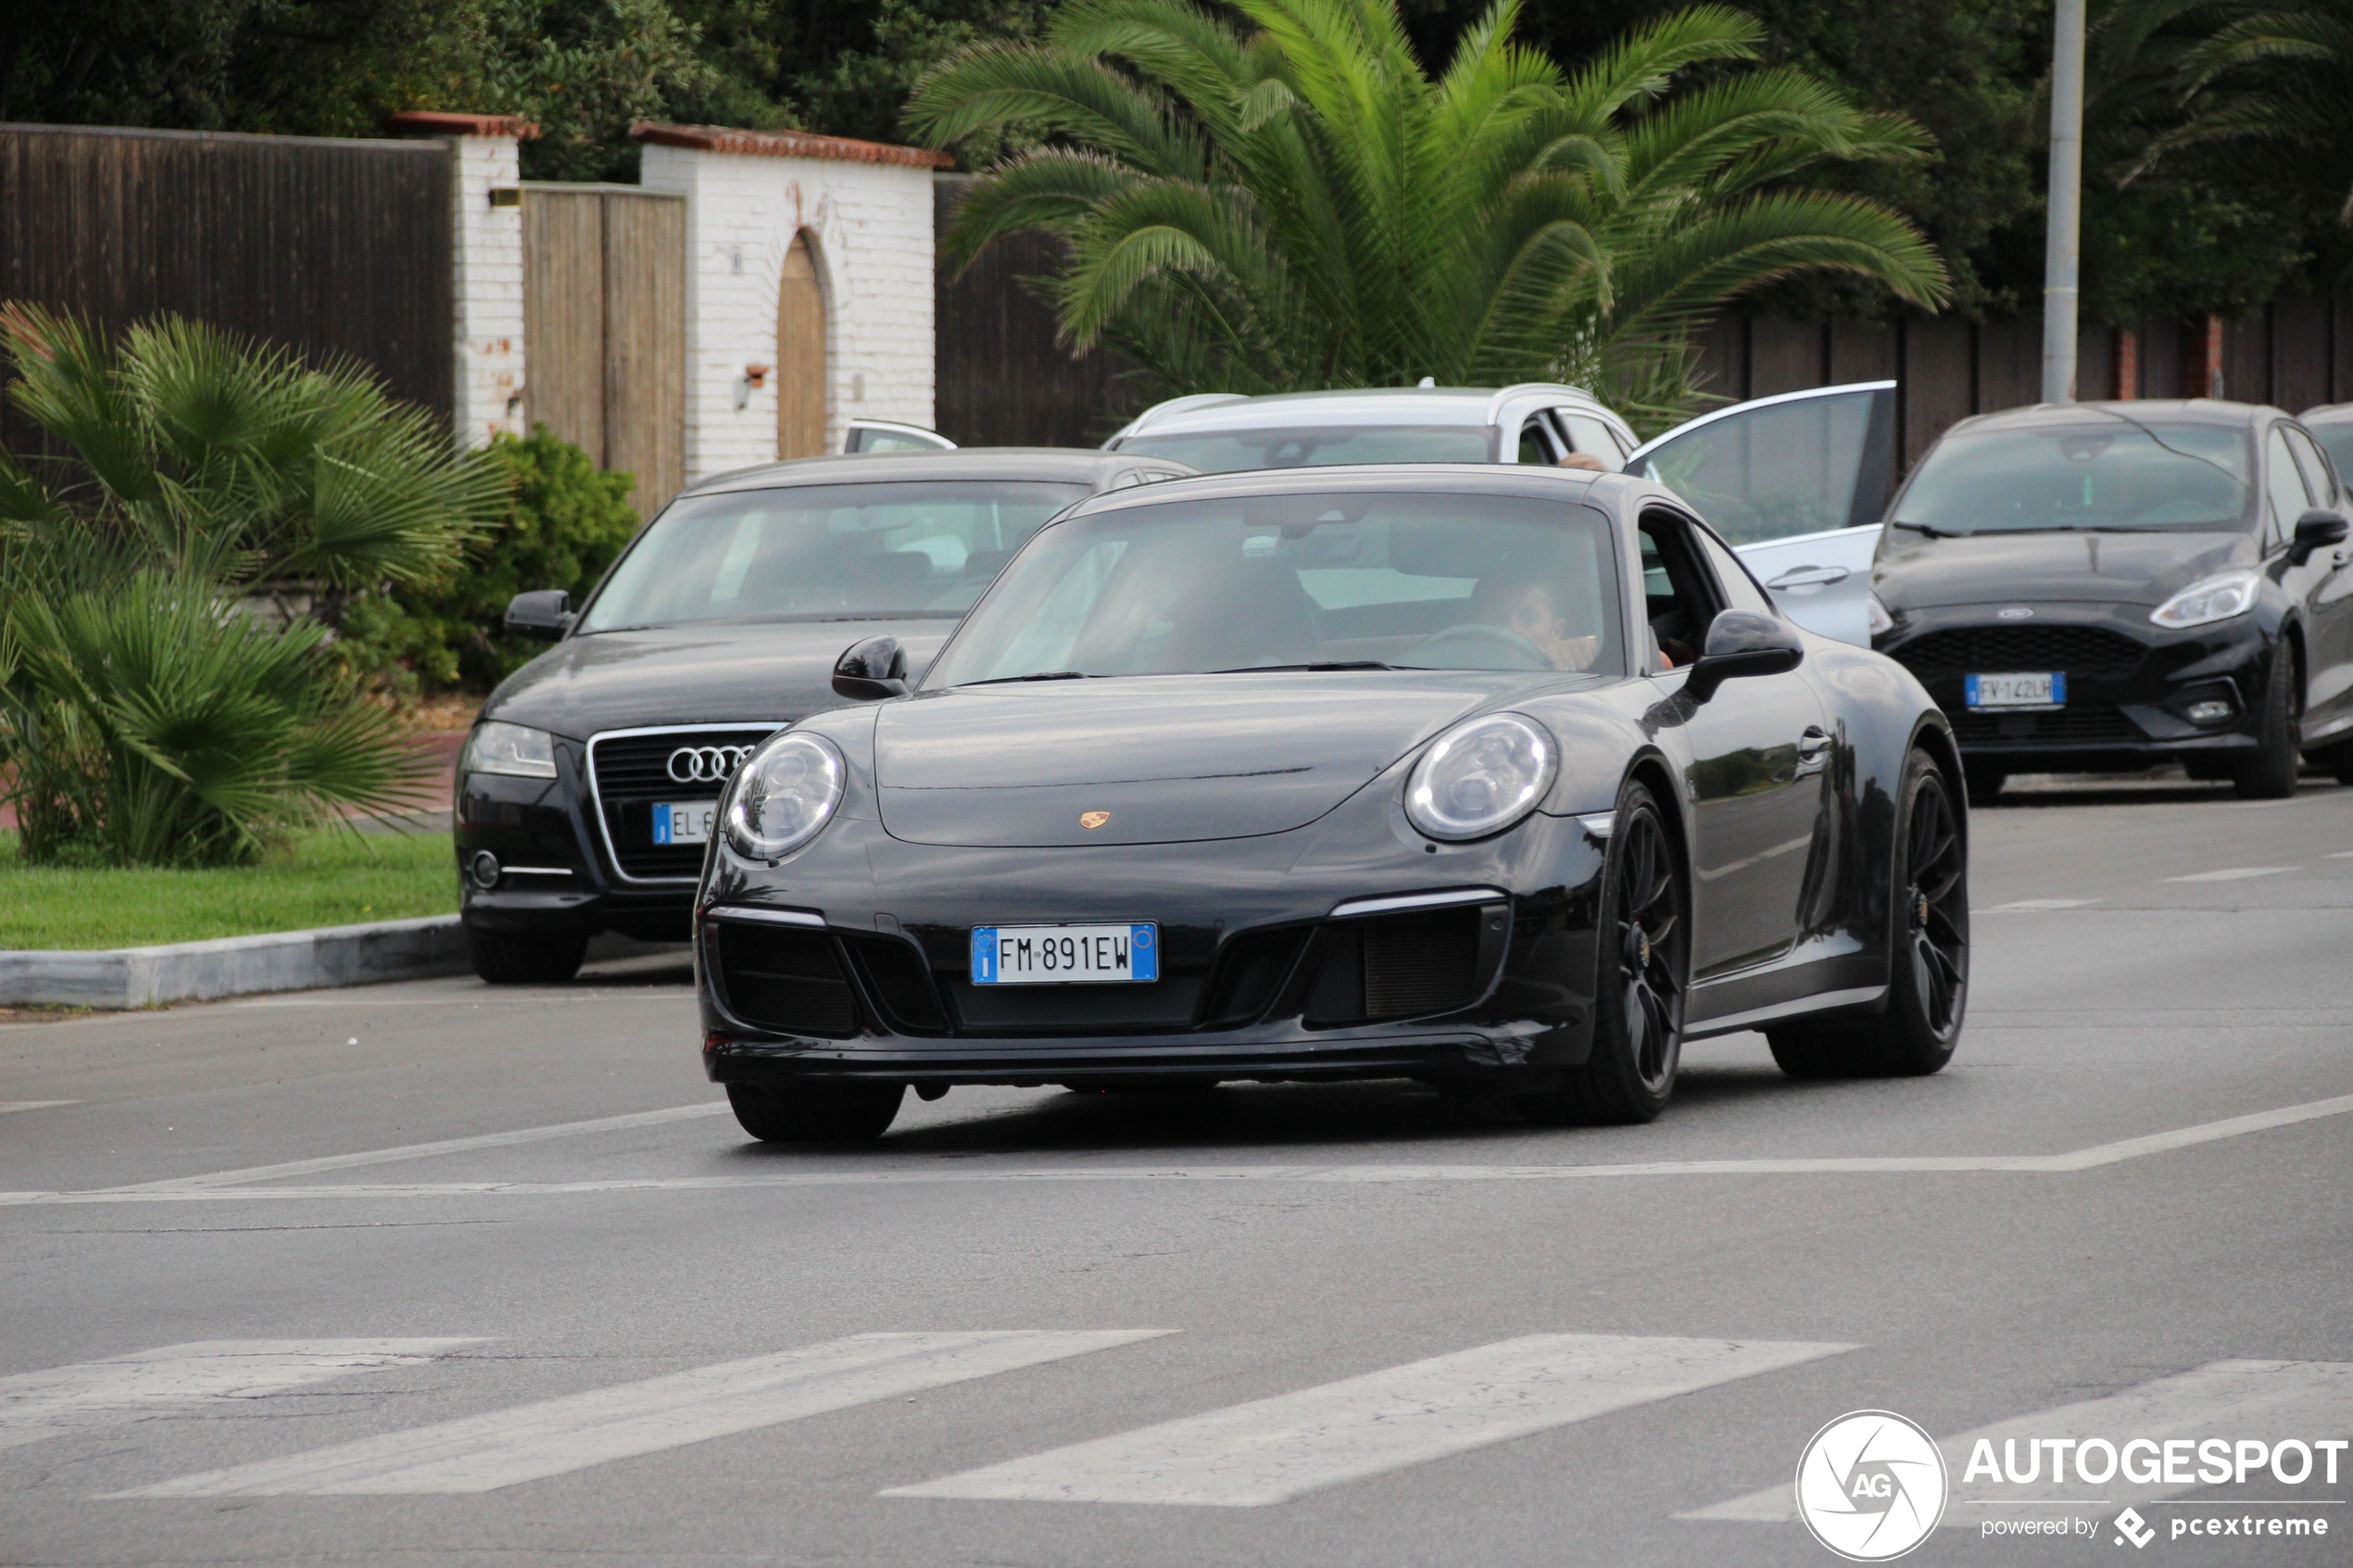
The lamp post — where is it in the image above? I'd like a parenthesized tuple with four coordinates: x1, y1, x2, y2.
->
(2042, 0, 2088, 404)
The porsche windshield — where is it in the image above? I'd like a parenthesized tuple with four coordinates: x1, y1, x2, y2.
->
(926, 492, 1624, 684)
(578, 481, 1088, 631)
(1115, 424, 1493, 472)
(1893, 420, 2254, 533)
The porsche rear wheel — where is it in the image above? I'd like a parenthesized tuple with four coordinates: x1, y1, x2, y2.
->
(727, 1081, 904, 1143)
(1517, 780, 1686, 1126)
(1768, 749, 1966, 1078)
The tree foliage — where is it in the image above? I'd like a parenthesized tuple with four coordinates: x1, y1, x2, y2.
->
(908, 0, 1948, 427)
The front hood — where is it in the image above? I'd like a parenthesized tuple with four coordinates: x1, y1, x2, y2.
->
(875, 671, 1554, 847)
(1873, 529, 2254, 610)
(484, 620, 953, 738)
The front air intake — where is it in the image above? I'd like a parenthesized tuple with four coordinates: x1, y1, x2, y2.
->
(1304, 907, 1485, 1025)
(714, 924, 858, 1037)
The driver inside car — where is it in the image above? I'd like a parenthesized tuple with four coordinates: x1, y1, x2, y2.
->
(1463, 577, 1603, 671)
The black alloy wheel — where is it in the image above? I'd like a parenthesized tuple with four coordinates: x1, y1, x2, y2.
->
(727, 1080, 905, 1143)
(1517, 778, 1687, 1126)
(466, 925, 588, 985)
(1961, 761, 2007, 807)
(2233, 646, 2302, 799)
(1769, 749, 1966, 1078)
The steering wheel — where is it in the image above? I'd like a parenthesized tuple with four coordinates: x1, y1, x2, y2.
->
(1407, 622, 1554, 671)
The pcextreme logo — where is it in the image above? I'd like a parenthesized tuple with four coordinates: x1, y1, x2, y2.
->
(1796, 1410, 1950, 1561)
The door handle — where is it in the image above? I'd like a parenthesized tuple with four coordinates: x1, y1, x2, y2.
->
(1767, 564, 1852, 590)
(1794, 725, 1831, 777)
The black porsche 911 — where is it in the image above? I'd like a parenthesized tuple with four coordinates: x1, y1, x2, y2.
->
(693, 465, 1969, 1142)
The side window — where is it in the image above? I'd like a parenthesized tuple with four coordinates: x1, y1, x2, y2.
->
(1694, 529, 1777, 616)
(1556, 411, 1627, 470)
(2265, 426, 2315, 547)
(1515, 415, 1560, 466)
(2284, 427, 2339, 510)
(1635, 510, 1727, 671)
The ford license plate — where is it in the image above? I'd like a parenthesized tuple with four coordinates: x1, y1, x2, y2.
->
(1965, 671, 2065, 709)
(651, 800, 718, 846)
(971, 923, 1159, 985)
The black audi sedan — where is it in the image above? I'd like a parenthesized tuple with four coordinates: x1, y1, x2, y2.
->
(1869, 400, 2353, 799)
(693, 464, 1968, 1143)
(454, 448, 1190, 983)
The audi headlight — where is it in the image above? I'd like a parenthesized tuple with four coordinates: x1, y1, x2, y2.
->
(724, 732, 846, 859)
(461, 721, 557, 779)
(2150, 569, 2262, 630)
(1405, 712, 1557, 841)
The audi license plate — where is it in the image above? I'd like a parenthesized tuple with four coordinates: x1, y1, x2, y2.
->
(651, 800, 718, 847)
(971, 923, 1159, 985)
(1965, 671, 2065, 709)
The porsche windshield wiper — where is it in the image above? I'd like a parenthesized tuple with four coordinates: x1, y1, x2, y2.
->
(1208, 660, 1396, 673)
(963, 670, 1093, 686)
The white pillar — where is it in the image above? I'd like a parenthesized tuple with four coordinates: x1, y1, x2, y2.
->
(389, 111, 533, 447)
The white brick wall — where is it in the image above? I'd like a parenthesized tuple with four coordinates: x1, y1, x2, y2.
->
(447, 134, 525, 447)
(638, 144, 936, 483)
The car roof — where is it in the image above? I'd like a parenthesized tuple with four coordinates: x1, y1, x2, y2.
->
(1940, 399, 2290, 438)
(1114, 384, 1617, 439)
(2301, 403, 2353, 427)
(680, 447, 1176, 496)
(1054, 459, 1636, 520)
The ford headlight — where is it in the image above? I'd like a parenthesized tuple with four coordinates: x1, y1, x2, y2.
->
(724, 733, 845, 859)
(2150, 569, 2262, 630)
(461, 721, 557, 779)
(1405, 712, 1557, 841)
(1867, 592, 1896, 637)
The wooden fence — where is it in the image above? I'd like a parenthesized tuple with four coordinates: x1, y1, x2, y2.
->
(0, 122, 453, 448)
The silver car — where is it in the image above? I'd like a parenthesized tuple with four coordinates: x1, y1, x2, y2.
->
(1105, 380, 1897, 645)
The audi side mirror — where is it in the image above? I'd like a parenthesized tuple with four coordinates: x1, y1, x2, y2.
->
(2291, 508, 2349, 563)
(505, 589, 574, 641)
(1683, 608, 1804, 702)
(833, 635, 910, 701)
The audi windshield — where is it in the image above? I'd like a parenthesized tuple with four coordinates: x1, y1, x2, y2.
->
(577, 481, 1089, 631)
(1894, 420, 2255, 534)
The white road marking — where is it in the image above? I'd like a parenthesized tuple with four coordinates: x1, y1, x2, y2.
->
(10, 1093, 2347, 1208)
(1978, 899, 2100, 912)
(2164, 866, 2298, 882)
(886, 1334, 1852, 1507)
(107, 1101, 731, 1193)
(111, 1331, 1167, 1497)
(0, 1100, 79, 1114)
(1682, 1359, 2353, 1528)
(1, 1339, 481, 1450)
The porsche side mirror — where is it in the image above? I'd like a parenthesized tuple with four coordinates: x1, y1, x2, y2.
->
(834, 635, 910, 701)
(504, 589, 574, 641)
(2291, 508, 2350, 563)
(1684, 608, 1803, 702)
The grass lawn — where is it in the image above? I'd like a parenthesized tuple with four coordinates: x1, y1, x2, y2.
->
(0, 827, 458, 950)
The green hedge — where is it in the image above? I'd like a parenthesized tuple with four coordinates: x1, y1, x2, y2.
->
(339, 425, 640, 696)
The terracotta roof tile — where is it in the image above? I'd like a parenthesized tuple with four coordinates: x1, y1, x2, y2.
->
(629, 121, 953, 169)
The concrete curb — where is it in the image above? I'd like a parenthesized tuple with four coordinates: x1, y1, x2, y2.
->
(0, 916, 472, 1009)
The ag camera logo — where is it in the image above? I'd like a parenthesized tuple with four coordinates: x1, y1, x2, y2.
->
(1795, 1411, 1949, 1561)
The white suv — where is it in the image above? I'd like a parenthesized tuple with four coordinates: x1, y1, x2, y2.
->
(1103, 383, 1639, 472)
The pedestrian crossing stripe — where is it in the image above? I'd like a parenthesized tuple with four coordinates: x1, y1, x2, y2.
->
(883, 1334, 1856, 1508)
(1680, 1359, 2353, 1530)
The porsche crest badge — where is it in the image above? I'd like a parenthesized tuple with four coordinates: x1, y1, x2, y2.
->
(1080, 810, 1112, 830)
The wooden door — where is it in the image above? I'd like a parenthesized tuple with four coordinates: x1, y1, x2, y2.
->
(522, 186, 608, 465)
(778, 232, 827, 459)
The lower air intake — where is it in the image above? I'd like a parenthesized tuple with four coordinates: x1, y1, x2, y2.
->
(1306, 907, 1484, 1024)
(715, 925, 858, 1036)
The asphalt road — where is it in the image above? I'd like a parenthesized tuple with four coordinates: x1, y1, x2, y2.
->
(6, 772, 2351, 1567)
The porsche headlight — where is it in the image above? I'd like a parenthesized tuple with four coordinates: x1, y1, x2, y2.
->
(461, 721, 557, 779)
(1405, 712, 1557, 841)
(723, 733, 845, 859)
(2150, 569, 2261, 630)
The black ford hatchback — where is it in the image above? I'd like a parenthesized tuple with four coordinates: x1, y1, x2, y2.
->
(1870, 401, 2353, 799)
(454, 448, 1189, 982)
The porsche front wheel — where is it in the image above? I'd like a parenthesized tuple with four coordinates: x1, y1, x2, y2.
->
(1517, 779, 1687, 1127)
(727, 1081, 905, 1143)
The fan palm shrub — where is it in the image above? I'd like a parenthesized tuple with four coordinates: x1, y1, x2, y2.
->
(908, 0, 1952, 430)
(0, 306, 509, 867)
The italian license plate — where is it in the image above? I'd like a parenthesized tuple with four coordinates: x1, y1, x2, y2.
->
(651, 800, 718, 846)
(971, 923, 1159, 985)
(1965, 671, 2066, 709)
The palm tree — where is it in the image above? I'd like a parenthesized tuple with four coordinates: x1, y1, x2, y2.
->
(0, 307, 508, 866)
(907, 0, 1951, 430)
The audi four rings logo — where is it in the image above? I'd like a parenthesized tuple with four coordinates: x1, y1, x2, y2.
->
(667, 745, 753, 784)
